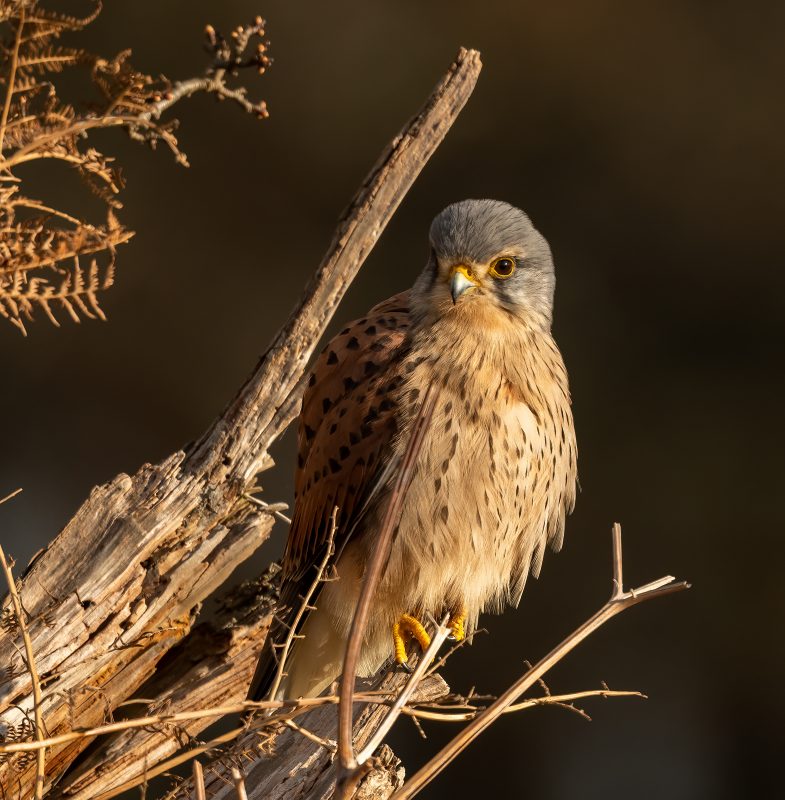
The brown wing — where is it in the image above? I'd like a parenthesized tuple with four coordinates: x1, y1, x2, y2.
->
(283, 291, 411, 581)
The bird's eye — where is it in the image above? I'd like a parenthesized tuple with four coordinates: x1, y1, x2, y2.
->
(489, 256, 516, 279)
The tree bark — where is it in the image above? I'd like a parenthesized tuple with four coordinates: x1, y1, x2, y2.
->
(51, 569, 281, 799)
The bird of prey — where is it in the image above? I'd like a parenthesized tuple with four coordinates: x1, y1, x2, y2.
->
(249, 199, 577, 701)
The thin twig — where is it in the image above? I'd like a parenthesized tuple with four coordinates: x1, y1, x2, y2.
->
(0, 8, 24, 155)
(0, 691, 409, 755)
(355, 614, 451, 765)
(91, 726, 246, 800)
(399, 687, 645, 723)
(337, 385, 439, 781)
(425, 628, 486, 677)
(0, 543, 45, 800)
(141, 75, 268, 122)
(0, 487, 23, 506)
(389, 524, 689, 800)
(284, 719, 337, 753)
(611, 521, 623, 598)
(265, 507, 337, 702)
(230, 767, 248, 800)
(242, 493, 292, 524)
(192, 760, 206, 800)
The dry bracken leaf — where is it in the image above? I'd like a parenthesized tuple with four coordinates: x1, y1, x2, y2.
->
(0, 1, 271, 333)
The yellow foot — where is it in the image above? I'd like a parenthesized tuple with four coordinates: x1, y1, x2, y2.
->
(392, 613, 431, 669)
(448, 607, 467, 642)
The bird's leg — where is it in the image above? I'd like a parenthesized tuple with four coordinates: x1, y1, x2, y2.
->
(392, 613, 431, 671)
(448, 605, 467, 641)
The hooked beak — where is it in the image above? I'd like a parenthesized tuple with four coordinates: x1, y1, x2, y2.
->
(449, 265, 479, 304)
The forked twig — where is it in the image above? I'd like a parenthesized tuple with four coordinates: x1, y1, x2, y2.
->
(337, 385, 439, 787)
(0, 543, 46, 800)
(389, 524, 690, 800)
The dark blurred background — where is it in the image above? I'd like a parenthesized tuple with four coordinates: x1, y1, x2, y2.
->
(2, 1, 784, 797)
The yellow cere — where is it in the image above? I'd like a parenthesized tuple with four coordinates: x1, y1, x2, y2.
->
(449, 264, 479, 284)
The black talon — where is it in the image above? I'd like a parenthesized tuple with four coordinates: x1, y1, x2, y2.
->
(397, 661, 414, 674)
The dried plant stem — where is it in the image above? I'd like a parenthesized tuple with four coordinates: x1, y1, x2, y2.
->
(389, 525, 690, 800)
(192, 761, 206, 800)
(243, 493, 292, 524)
(265, 507, 338, 702)
(399, 687, 645, 723)
(230, 767, 249, 800)
(284, 719, 337, 753)
(0, 543, 45, 800)
(0, 689, 417, 756)
(142, 72, 267, 121)
(0, 487, 23, 505)
(337, 385, 439, 783)
(0, 682, 643, 758)
(0, 8, 24, 154)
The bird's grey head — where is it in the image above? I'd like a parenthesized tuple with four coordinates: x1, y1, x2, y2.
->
(412, 199, 556, 330)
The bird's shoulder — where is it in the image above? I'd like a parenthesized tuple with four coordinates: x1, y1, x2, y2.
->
(283, 291, 411, 579)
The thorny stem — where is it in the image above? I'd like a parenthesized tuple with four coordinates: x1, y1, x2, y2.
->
(0, 682, 643, 754)
(265, 507, 338, 703)
(337, 385, 439, 783)
(0, 690, 435, 756)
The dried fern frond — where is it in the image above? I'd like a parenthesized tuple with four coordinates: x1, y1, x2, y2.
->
(0, 256, 116, 334)
(0, 204, 131, 275)
(0, 2, 271, 334)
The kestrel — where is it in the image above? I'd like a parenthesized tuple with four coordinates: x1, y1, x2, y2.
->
(249, 199, 577, 701)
